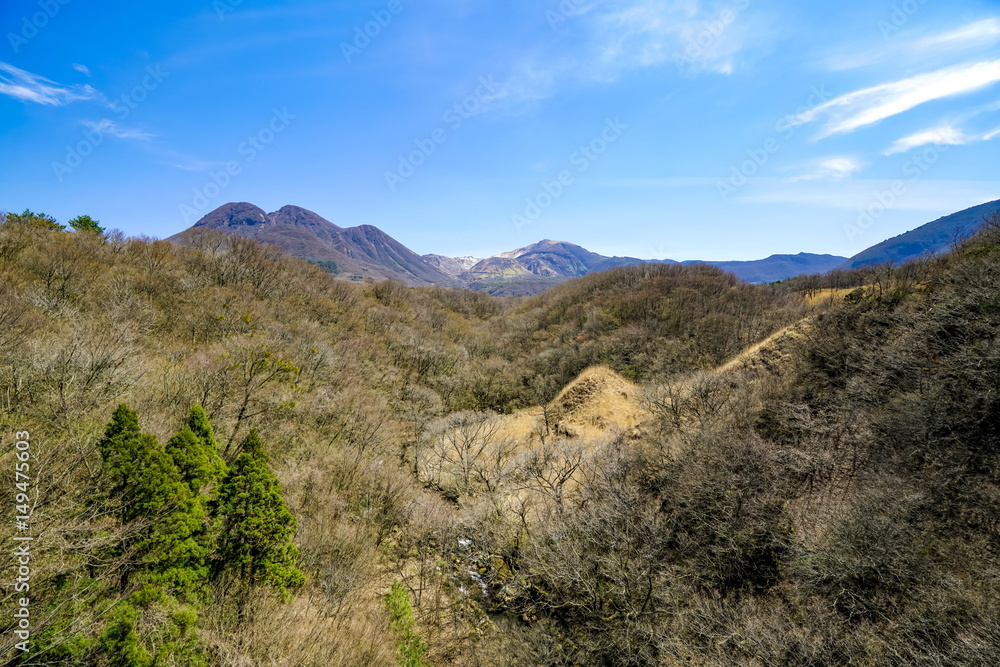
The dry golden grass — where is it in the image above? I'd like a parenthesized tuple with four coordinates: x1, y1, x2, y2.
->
(201, 586, 398, 666)
(804, 286, 857, 306)
(494, 407, 544, 444)
(548, 366, 647, 441)
(715, 317, 812, 376)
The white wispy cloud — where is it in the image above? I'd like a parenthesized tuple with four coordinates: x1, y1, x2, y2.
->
(792, 60, 1000, 138)
(0, 62, 101, 106)
(917, 18, 1000, 50)
(825, 18, 1000, 71)
(791, 156, 866, 181)
(82, 119, 155, 141)
(884, 119, 1000, 154)
(884, 124, 972, 155)
(72, 63, 91, 76)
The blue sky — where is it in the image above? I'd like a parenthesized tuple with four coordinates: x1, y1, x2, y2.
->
(1, 0, 998, 261)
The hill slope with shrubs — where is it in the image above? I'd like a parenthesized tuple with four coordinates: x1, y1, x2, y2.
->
(0, 210, 997, 665)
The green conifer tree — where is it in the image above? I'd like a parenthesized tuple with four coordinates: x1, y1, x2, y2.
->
(98, 600, 150, 667)
(166, 405, 226, 494)
(95, 407, 214, 663)
(4, 208, 65, 231)
(140, 494, 212, 602)
(98, 586, 208, 667)
(97, 405, 211, 601)
(67, 214, 104, 234)
(185, 404, 218, 451)
(98, 405, 183, 523)
(212, 429, 305, 593)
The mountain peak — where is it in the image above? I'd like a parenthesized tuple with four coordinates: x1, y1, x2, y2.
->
(267, 205, 344, 232)
(192, 202, 270, 229)
(496, 239, 579, 260)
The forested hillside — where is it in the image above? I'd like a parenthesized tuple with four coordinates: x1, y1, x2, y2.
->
(0, 210, 998, 665)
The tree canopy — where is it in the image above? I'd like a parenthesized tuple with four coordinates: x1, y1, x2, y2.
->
(68, 214, 104, 234)
(212, 429, 305, 593)
(4, 208, 65, 231)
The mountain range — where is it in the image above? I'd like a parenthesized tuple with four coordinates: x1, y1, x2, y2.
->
(170, 199, 1000, 294)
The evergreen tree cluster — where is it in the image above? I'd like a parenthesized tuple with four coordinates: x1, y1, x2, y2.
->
(1, 209, 104, 234)
(89, 405, 303, 665)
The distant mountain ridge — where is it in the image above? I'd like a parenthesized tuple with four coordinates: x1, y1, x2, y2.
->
(681, 253, 847, 284)
(170, 200, 1000, 294)
(839, 199, 1000, 270)
(447, 239, 845, 289)
(171, 203, 850, 292)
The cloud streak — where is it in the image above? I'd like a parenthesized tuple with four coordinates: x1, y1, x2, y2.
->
(824, 19, 1000, 71)
(885, 122, 1000, 154)
(884, 124, 971, 155)
(791, 156, 866, 181)
(82, 119, 155, 141)
(793, 60, 1000, 137)
(0, 62, 101, 106)
(917, 18, 1000, 50)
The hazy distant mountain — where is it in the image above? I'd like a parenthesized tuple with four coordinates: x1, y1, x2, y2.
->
(841, 199, 1000, 270)
(170, 203, 456, 286)
(461, 239, 667, 285)
(451, 240, 845, 292)
(681, 253, 848, 284)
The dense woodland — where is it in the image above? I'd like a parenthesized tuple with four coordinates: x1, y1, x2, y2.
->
(0, 209, 998, 665)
